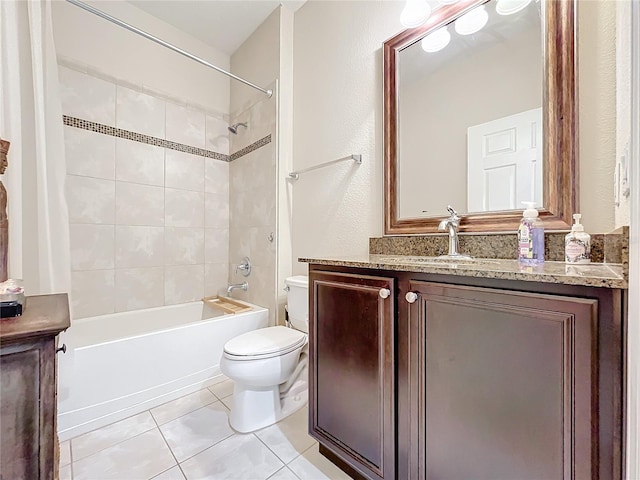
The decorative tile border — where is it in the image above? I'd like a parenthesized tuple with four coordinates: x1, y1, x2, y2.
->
(63, 116, 272, 163)
(63, 115, 228, 160)
(230, 135, 272, 162)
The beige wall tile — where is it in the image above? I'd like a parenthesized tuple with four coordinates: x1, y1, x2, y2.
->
(115, 138, 164, 186)
(115, 267, 164, 312)
(204, 228, 229, 264)
(205, 158, 229, 196)
(165, 188, 204, 227)
(115, 182, 164, 226)
(116, 85, 165, 138)
(164, 227, 205, 265)
(164, 264, 204, 304)
(115, 226, 164, 268)
(206, 115, 230, 155)
(64, 126, 115, 179)
(71, 270, 115, 319)
(165, 150, 204, 192)
(166, 102, 206, 149)
(70, 224, 115, 271)
(204, 263, 229, 297)
(67, 175, 115, 224)
(58, 67, 115, 125)
(205, 193, 230, 228)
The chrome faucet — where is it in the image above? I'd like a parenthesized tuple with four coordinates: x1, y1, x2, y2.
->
(438, 206, 470, 258)
(226, 282, 248, 294)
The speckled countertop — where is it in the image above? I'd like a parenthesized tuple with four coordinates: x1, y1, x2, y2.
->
(299, 255, 627, 289)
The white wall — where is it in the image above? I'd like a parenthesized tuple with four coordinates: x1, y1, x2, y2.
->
(230, 7, 281, 116)
(291, 0, 620, 273)
(578, 0, 617, 233)
(292, 1, 404, 273)
(616, 0, 632, 228)
(52, 0, 230, 114)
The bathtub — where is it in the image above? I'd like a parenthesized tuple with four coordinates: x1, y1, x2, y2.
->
(57, 300, 268, 441)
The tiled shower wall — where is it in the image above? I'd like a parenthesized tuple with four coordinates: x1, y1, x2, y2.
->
(228, 91, 277, 325)
(59, 66, 231, 319)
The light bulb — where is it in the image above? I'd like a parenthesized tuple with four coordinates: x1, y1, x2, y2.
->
(400, 0, 432, 28)
(496, 0, 532, 15)
(421, 26, 451, 53)
(454, 5, 489, 35)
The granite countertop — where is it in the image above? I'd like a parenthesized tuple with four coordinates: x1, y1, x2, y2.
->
(299, 255, 627, 289)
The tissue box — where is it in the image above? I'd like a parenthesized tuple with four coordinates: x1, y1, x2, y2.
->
(0, 301, 22, 318)
(0, 279, 25, 317)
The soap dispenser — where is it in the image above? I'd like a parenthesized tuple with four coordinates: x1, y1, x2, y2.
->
(518, 202, 544, 265)
(565, 213, 591, 264)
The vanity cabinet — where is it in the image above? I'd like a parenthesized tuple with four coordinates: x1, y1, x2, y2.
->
(308, 263, 625, 480)
(0, 294, 70, 480)
(406, 282, 597, 480)
(308, 271, 395, 480)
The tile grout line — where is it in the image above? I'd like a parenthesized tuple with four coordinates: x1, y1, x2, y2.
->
(150, 408, 182, 477)
(152, 393, 234, 466)
(252, 429, 290, 469)
(69, 419, 158, 466)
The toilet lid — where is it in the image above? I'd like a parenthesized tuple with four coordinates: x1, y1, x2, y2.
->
(224, 326, 306, 359)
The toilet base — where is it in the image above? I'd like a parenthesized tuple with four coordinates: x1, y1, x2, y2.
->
(228, 363, 309, 433)
(229, 384, 281, 433)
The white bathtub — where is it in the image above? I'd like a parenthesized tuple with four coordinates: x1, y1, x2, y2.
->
(57, 300, 268, 441)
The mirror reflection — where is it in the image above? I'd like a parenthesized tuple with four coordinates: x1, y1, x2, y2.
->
(397, 0, 543, 220)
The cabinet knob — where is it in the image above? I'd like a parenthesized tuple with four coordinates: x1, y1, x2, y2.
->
(379, 288, 391, 299)
(56, 344, 67, 354)
(405, 292, 419, 303)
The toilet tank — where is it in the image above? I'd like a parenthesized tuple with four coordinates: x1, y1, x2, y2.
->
(285, 275, 309, 333)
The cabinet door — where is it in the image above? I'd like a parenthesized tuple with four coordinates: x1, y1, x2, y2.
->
(309, 271, 395, 480)
(0, 339, 56, 480)
(408, 282, 597, 480)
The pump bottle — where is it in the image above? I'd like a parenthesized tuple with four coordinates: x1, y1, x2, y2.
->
(565, 213, 591, 263)
(518, 202, 544, 265)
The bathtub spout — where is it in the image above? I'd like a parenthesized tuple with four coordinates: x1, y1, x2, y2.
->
(227, 282, 248, 294)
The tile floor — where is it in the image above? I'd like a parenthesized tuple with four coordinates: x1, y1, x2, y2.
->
(59, 378, 351, 480)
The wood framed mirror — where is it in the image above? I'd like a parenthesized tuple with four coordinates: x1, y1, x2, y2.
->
(384, 0, 577, 234)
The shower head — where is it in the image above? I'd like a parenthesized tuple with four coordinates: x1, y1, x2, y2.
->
(228, 122, 248, 134)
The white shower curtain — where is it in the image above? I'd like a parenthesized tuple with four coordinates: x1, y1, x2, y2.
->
(0, 0, 71, 295)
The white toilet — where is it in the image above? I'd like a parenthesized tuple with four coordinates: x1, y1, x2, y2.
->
(220, 275, 309, 433)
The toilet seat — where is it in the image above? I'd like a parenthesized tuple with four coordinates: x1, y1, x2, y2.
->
(223, 326, 306, 361)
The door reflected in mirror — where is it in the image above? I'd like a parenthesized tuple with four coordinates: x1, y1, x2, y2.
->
(397, 0, 543, 219)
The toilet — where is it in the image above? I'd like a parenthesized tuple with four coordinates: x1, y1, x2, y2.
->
(220, 275, 309, 433)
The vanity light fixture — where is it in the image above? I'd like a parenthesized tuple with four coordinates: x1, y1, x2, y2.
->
(495, 0, 532, 15)
(400, 0, 431, 28)
(421, 26, 451, 52)
(454, 4, 489, 35)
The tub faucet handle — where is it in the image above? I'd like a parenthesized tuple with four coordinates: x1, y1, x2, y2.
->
(235, 257, 252, 277)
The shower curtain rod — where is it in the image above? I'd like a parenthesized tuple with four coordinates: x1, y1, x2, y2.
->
(65, 0, 273, 98)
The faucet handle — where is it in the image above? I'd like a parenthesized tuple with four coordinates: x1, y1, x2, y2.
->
(446, 205, 459, 219)
(235, 256, 252, 277)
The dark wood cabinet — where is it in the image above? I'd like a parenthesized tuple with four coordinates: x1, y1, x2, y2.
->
(407, 282, 598, 480)
(309, 271, 395, 480)
(309, 264, 625, 480)
(0, 294, 70, 480)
